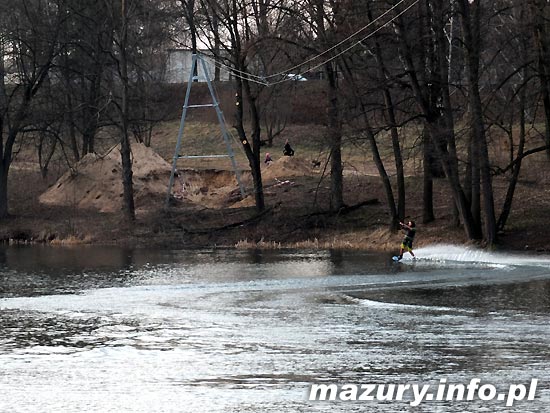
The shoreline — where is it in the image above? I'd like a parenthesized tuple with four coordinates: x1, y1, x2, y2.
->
(2, 216, 547, 254)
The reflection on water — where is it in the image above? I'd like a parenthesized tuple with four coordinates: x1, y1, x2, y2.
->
(0, 244, 550, 412)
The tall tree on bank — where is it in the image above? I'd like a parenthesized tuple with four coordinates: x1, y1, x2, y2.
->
(342, 0, 405, 229)
(118, 0, 135, 221)
(199, 0, 267, 212)
(394, 0, 479, 240)
(457, 0, 497, 245)
(179, 0, 199, 79)
(479, 0, 534, 233)
(529, 0, 550, 160)
(58, 0, 114, 158)
(400, 0, 447, 225)
(0, 0, 62, 218)
(107, 0, 135, 221)
(369, 12, 406, 225)
(310, 0, 345, 211)
(346, 1, 417, 226)
(77, 2, 113, 156)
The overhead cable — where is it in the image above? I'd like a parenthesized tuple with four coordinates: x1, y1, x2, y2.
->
(195, 0, 418, 87)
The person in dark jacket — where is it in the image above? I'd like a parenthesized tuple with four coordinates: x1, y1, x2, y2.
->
(398, 221, 416, 260)
(283, 139, 294, 156)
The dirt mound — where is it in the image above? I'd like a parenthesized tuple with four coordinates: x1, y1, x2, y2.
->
(171, 156, 314, 209)
(261, 155, 313, 181)
(39, 143, 171, 212)
(226, 156, 314, 209)
(172, 169, 249, 208)
(39, 147, 315, 213)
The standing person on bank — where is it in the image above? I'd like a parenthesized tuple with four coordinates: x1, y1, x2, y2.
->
(283, 139, 294, 156)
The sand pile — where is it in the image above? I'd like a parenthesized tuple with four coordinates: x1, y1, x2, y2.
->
(39, 143, 171, 212)
(261, 155, 312, 181)
(173, 156, 314, 209)
(39, 147, 315, 212)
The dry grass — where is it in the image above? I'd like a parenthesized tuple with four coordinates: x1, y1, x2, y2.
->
(49, 234, 94, 245)
(235, 238, 283, 249)
(235, 237, 370, 250)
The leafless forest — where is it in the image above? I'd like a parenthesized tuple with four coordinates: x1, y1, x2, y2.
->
(1, 0, 550, 246)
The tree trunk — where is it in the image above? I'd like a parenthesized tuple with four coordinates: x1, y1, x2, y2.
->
(395, 8, 478, 239)
(38, 135, 57, 179)
(422, 127, 435, 223)
(365, 126, 399, 229)
(120, 0, 135, 222)
(82, 70, 102, 155)
(387, 93, 406, 222)
(312, 0, 344, 212)
(368, 12, 406, 220)
(498, 89, 526, 231)
(339, 54, 399, 230)
(0, 1, 57, 219)
(432, 0, 460, 227)
(531, 0, 550, 160)
(458, 0, 497, 245)
(242, 76, 265, 212)
(326, 63, 344, 211)
(187, 0, 198, 81)
(498, 31, 529, 231)
(0, 125, 19, 221)
(67, 94, 80, 162)
(234, 76, 265, 212)
(469, 126, 482, 236)
(0, 162, 8, 218)
(0, 46, 6, 218)
(211, 6, 221, 81)
(61, 47, 80, 162)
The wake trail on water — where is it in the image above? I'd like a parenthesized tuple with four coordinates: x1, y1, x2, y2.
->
(399, 244, 550, 269)
(2, 245, 549, 315)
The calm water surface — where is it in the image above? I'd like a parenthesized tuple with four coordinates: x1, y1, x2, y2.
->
(1, 244, 550, 412)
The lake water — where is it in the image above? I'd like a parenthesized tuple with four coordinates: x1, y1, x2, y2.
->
(1, 244, 550, 412)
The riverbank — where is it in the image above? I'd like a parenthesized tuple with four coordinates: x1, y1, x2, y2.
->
(2, 162, 549, 254)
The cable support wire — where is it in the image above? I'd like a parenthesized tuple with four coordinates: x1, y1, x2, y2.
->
(199, 54, 270, 86)
(260, 0, 414, 81)
(265, 0, 419, 86)
(198, 0, 417, 86)
(207, 0, 411, 82)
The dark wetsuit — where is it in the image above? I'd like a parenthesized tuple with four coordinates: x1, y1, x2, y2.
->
(401, 227, 416, 251)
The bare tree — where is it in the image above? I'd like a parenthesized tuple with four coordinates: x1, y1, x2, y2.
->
(393, 0, 480, 240)
(307, 0, 345, 211)
(0, 0, 63, 218)
(456, 0, 497, 245)
(104, 0, 135, 222)
(199, 0, 274, 212)
(73, 1, 114, 156)
(338, 0, 406, 229)
(529, 0, 550, 160)
(179, 0, 199, 80)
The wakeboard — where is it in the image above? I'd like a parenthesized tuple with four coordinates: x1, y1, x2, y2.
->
(392, 256, 401, 262)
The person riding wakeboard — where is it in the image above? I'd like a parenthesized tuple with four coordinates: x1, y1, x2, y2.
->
(397, 220, 416, 260)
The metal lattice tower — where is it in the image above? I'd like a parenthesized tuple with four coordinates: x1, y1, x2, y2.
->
(165, 53, 245, 207)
